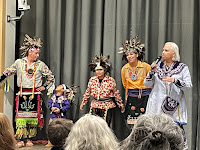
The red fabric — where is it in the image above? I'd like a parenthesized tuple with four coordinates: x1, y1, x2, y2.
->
(20, 88, 38, 92)
(82, 75, 123, 109)
(15, 94, 44, 128)
(32, 140, 48, 144)
(15, 95, 19, 122)
(37, 94, 44, 127)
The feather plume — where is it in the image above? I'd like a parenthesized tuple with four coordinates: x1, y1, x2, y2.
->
(118, 35, 145, 61)
(89, 54, 112, 73)
(20, 34, 43, 57)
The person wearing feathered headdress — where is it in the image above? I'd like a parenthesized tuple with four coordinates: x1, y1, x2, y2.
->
(80, 54, 125, 126)
(0, 34, 55, 148)
(119, 36, 151, 129)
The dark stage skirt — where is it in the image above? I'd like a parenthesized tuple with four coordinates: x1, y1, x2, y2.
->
(89, 107, 113, 126)
(125, 95, 149, 124)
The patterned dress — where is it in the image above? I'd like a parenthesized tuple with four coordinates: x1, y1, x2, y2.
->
(81, 75, 123, 123)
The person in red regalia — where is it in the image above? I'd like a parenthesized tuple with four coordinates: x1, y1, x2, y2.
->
(80, 54, 124, 126)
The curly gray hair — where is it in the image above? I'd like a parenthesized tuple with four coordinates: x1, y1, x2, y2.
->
(64, 114, 119, 150)
(120, 114, 184, 150)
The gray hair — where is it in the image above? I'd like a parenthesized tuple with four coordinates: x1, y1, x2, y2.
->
(165, 42, 180, 61)
(120, 114, 184, 150)
(64, 114, 119, 150)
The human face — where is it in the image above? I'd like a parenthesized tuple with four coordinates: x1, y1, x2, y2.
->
(28, 47, 40, 61)
(162, 43, 175, 61)
(95, 69, 105, 79)
(56, 85, 64, 92)
(126, 51, 138, 63)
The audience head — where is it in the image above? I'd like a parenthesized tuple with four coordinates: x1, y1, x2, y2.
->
(120, 114, 184, 150)
(47, 118, 73, 147)
(65, 114, 119, 150)
(0, 113, 16, 150)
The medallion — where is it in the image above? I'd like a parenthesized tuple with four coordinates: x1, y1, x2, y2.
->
(131, 73, 137, 81)
(27, 69, 33, 74)
(26, 69, 34, 79)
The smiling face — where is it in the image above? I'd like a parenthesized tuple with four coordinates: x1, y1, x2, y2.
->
(95, 69, 105, 79)
(162, 43, 175, 61)
(126, 51, 138, 63)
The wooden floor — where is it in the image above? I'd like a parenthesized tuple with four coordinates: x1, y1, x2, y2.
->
(20, 144, 51, 150)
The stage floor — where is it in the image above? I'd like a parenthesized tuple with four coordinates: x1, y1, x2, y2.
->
(20, 145, 51, 150)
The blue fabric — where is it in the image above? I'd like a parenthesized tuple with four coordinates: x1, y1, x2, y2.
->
(127, 89, 151, 97)
(48, 94, 70, 119)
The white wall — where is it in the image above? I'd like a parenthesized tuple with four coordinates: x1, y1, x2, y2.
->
(3, 0, 16, 123)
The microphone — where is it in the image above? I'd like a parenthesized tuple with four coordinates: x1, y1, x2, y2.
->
(151, 56, 162, 69)
(154, 56, 162, 64)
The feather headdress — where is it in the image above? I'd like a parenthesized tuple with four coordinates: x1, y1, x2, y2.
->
(89, 54, 112, 73)
(20, 34, 43, 57)
(118, 35, 145, 61)
(66, 85, 79, 103)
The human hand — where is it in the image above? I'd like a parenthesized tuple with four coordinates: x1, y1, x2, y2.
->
(36, 86, 45, 92)
(51, 107, 57, 112)
(121, 105, 125, 113)
(80, 103, 84, 110)
(163, 77, 174, 83)
(150, 62, 157, 72)
(54, 108, 60, 114)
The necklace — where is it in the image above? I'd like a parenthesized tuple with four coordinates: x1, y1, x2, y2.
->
(128, 67, 139, 81)
(163, 62, 174, 76)
(96, 79, 104, 100)
(24, 62, 37, 79)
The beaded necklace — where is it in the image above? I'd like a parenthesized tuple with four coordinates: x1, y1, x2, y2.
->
(163, 62, 174, 76)
(25, 62, 37, 79)
(128, 67, 139, 81)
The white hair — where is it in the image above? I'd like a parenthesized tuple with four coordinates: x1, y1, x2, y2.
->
(165, 42, 180, 61)
(64, 114, 119, 150)
(120, 114, 184, 150)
